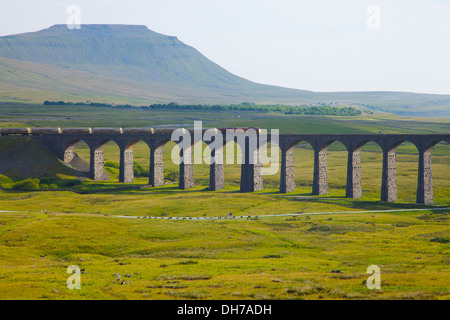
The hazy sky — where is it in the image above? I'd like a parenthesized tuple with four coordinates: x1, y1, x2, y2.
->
(1, 0, 450, 94)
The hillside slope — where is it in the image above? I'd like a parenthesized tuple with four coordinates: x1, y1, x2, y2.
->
(0, 25, 253, 88)
(0, 24, 449, 116)
(0, 137, 80, 179)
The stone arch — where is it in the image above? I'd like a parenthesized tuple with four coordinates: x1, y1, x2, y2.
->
(382, 137, 409, 154)
(341, 138, 381, 199)
(168, 131, 194, 190)
(354, 140, 384, 200)
(202, 128, 225, 191)
(120, 139, 151, 183)
(240, 132, 282, 192)
(320, 139, 348, 196)
(189, 139, 212, 188)
(392, 140, 420, 203)
(222, 137, 245, 190)
(149, 138, 172, 187)
(380, 138, 409, 202)
(409, 137, 446, 154)
(279, 138, 315, 194)
(240, 132, 264, 192)
(408, 138, 449, 204)
(90, 138, 121, 181)
(424, 140, 450, 204)
(64, 139, 89, 162)
(63, 139, 91, 175)
(259, 136, 281, 190)
(125, 139, 147, 150)
(310, 138, 336, 196)
(218, 129, 265, 192)
(93, 138, 121, 150)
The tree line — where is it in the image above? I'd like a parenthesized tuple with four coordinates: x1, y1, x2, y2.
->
(43, 101, 362, 116)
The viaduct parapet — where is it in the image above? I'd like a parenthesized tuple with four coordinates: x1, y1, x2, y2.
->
(1, 127, 448, 205)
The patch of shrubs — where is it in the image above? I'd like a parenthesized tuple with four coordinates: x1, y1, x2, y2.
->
(104, 161, 120, 178)
(12, 178, 41, 190)
(176, 260, 198, 265)
(0, 174, 13, 187)
(134, 161, 149, 177)
(104, 160, 149, 177)
(40, 176, 82, 188)
(165, 170, 178, 182)
(104, 161, 120, 169)
(9, 176, 82, 191)
(104, 166, 118, 176)
(39, 183, 59, 189)
(430, 237, 450, 244)
(59, 179, 82, 187)
(262, 254, 282, 259)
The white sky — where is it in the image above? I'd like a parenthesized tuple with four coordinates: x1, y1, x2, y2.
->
(1, 0, 450, 94)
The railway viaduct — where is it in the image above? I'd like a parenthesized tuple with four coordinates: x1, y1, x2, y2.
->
(1, 127, 448, 205)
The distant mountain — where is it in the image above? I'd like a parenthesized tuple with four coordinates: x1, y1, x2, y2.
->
(0, 24, 449, 117)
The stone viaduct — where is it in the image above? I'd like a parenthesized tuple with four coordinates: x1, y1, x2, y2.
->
(0, 127, 448, 205)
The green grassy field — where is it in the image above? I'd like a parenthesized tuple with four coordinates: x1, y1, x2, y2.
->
(0, 208, 449, 300)
(0, 104, 449, 299)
